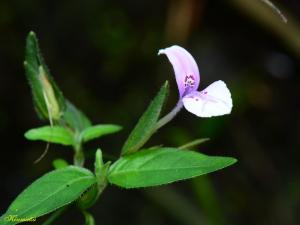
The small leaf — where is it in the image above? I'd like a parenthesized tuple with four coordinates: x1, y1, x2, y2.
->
(52, 159, 69, 169)
(24, 31, 65, 120)
(24, 126, 74, 146)
(121, 81, 169, 155)
(94, 149, 110, 188)
(80, 124, 122, 143)
(108, 148, 237, 188)
(62, 100, 92, 132)
(0, 166, 96, 225)
(94, 149, 104, 180)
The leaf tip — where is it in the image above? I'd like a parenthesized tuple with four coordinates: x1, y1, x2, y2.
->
(228, 157, 238, 166)
(29, 31, 36, 37)
(24, 130, 31, 140)
(115, 125, 123, 131)
(164, 80, 169, 87)
(163, 81, 170, 93)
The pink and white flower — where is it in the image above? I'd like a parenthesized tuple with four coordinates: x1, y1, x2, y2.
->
(158, 45, 232, 117)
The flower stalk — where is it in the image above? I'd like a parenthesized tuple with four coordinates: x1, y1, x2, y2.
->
(155, 101, 183, 130)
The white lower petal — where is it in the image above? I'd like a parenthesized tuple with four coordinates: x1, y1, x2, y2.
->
(182, 80, 233, 117)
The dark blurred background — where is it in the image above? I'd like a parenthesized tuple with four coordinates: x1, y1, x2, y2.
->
(1, 0, 300, 224)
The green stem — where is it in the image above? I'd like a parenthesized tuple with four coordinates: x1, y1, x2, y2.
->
(74, 145, 84, 167)
(72, 131, 85, 167)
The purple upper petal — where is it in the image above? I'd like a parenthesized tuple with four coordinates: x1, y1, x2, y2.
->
(158, 45, 200, 98)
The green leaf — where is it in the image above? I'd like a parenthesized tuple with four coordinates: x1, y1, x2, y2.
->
(108, 148, 237, 188)
(52, 159, 69, 169)
(24, 31, 65, 120)
(80, 124, 122, 143)
(24, 126, 74, 146)
(0, 166, 96, 225)
(62, 100, 92, 132)
(121, 81, 169, 155)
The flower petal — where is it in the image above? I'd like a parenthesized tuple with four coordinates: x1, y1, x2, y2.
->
(158, 45, 200, 98)
(182, 80, 232, 117)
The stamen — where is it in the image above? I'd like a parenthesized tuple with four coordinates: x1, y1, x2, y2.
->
(184, 75, 195, 88)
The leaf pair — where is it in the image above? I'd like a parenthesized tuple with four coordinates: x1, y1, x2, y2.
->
(24, 124, 122, 146)
(0, 148, 236, 225)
